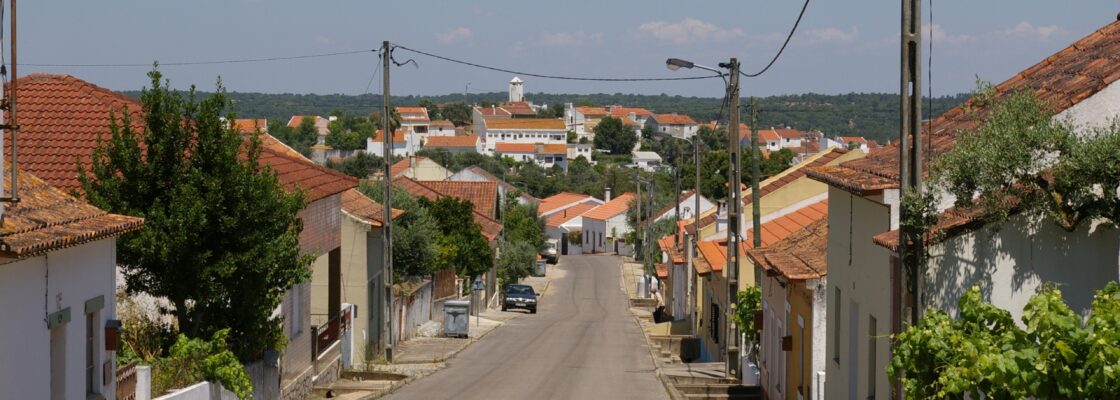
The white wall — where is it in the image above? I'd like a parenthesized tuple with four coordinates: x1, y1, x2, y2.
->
(924, 213, 1120, 320)
(582, 218, 606, 254)
(0, 239, 118, 400)
(605, 213, 634, 256)
(1056, 79, 1120, 132)
(824, 187, 893, 400)
(481, 129, 566, 155)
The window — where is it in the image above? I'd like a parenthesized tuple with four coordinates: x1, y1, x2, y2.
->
(86, 311, 98, 395)
(833, 287, 841, 362)
(291, 284, 303, 336)
(710, 304, 720, 344)
(868, 315, 877, 399)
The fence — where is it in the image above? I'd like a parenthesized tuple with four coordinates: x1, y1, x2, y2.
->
(116, 362, 139, 400)
(311, 305, 352, 360)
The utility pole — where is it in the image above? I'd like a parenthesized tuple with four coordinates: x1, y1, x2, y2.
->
(899, 0, 923, 330)
(674, 160, 681, 249)
(750, 98, 761, 285)
(723, 58, 741, 379)
(381, 40, 395, 363)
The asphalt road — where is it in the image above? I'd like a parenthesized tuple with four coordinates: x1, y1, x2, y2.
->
(388, 254, 669, 400)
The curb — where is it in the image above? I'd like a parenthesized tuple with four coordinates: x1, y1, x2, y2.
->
(619, 260, 686, 400)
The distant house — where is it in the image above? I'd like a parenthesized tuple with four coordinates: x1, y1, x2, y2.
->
(0, 170, 143, 400)
(388, 156, 454, 181)
(649, 190, 714, 223)
(632, 151, 663, 171)
(479, 118, 567, 155)
(835, 136, 869, 151)
(539, 192, 605, 218)
(287, 115, 332, 145)
(581, 192, 636, 255)
(609, 106, 654, 127)
(566, 143, 593, 163)
(495, 142, 568, 169)
(423, 135, 480, 154)
(651, 113, 699, 139)
(397, 106, 431, 134)
(545, 203, 599, 256)
(368, 129, 421, 157)
(233, 118, 268, 134)
(449, 165, 539, 207)
(564, 104, 608, 137)
(428, 119, 456, 136)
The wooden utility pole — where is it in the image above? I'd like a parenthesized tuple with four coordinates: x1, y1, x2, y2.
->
(723, 58, 741, 378)
(899, 0, 923, 328)
(381, 40, 395, 362)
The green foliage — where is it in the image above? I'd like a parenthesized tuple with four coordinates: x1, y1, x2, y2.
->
(325, 130, 365, 150)
(153, 329, 253, 399)
(416, 149, 507, 177)
(497, 241, 537, 290)
(326, 152, 384, 178)
(733, 287, 762, 360)
(423, 196, 494, 279)
(358, 182, 439, 281)
(888, 283, 1120, 399)
(593, 116, 639, 155)
(933, 86, 1120, 231)
(80, 69, 311, 360)
(699, 150, 729, 201)
(567, 130, 578, 143)
(440, 102, 472, 126)
(501, 193, 545, 251)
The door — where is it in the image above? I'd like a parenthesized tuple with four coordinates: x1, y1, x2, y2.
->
(51, 324, 66, 400)
(848, 301, 859, 400)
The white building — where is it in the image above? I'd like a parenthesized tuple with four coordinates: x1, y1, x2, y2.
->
(0, 170, 143, 400)
(651, 114, 699, 139)
(509, 76, 525, 103)
(808, 21, 1120, 400)
(580, 192, 636, 255)
(632, 151, 663, 172)
(567, 143, 593, 163)
(495, 142, 568, 169)
(479, 118, 567, 155)
(367, 129, 421, 157)
(397, 107, 431, 135)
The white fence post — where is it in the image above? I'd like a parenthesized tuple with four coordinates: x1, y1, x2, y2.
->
(135, 365, 152, 400)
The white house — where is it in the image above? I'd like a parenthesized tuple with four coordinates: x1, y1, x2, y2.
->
(495, 143, 568, 169)
(651, 114, 699, 139)
(0, 170, 144, 400)
(449, 165, 539, 207)
(539, 192, 605, 218)
(545, 203, 599, 256)
(632, 151, 663, 172)
(807, 20, 1120, 400)
(397, 106, 431, 135)
(581, 192, 636, 255)
(479, 118, 567, 155)
(368, 129, 421, 157)
(609, 106, 654, 127)
(287, 115, 332, 145)
(649, 190, 715, 223)
(567, 143, 593, 163)
(427, 119, 456, 136)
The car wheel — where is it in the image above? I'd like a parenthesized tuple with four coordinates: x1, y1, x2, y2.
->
(502, 305, 507, 311)
(530, 308, 537, 314)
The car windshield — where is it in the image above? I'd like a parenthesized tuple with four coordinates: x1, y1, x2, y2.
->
(507, 285, 534, 295)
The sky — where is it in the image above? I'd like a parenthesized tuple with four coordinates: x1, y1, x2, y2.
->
(14, 1, 1120, 98)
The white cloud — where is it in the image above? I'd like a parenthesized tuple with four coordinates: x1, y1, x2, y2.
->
(797, 27, 859, 45)
(315, 35, 336, 45)
(435, 27, 473, 45)
(998, 21, 1066, 40)
(637, 18, 745, 45)
(924, 23, 971, 45)
(539, 31, 604, 48)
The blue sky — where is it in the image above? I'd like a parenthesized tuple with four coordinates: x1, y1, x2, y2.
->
(16, 1, 1120, 97)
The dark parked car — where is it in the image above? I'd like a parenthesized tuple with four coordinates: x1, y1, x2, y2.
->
(502, 284, 538, 313)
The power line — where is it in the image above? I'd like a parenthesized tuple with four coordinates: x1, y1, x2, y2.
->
(13, 49, 377, 68)
(741, 0, 811, 78)
(390, 43, 724, 82)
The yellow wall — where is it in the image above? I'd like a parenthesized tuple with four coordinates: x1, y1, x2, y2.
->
(748, 149, 865, 216)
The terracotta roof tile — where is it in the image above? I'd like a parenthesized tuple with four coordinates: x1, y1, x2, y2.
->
(233, 119, 267, 134)
(500, 101, 536, 116)
(545, 203, 597, 228)
(418, 180, 499, 219)
(609, 107, 653, 118)
(340, 189, 403, 227)
(744, 200, 828, 249)
(831, 20, 1120, 188)
(746, 218, 828, 280)
(652, 114, 697, 126)
(485, 118, 566, 130)
(495, 143, 535, 153)
(655, 263, 669, 279)
(0, 169, 144, 257)
(425, 135, 478, 148)
(258, 135, 358, 202)
(582, 193, 635, 220)
(457, 166, 538, 205)
(373, 129, 409, 143)
(576, 106, 608, 117)
(539, 192, 597, 215)
(393, 177, 503, 241)
(389, 156, 431, 178)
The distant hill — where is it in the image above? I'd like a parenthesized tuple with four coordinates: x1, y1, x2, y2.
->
(120, 90, 970, 144)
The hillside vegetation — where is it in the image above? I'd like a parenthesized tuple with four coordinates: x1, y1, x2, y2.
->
(121, 90, 968, 144)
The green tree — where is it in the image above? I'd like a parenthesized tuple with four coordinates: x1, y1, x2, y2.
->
(440, 102, 472, 126)
(359, 183, 439, 281)
(325, 130, 364, 150)
(889, 284, 1120, 399)
(326, 152, 384, 178)
(496, 241, 536, 289)
(153, 329, 253, 399)
(593, 116, 638, 155)
(734, 287, 762, 362)
(423, 196, 494, 279)
(496, 194, 545, 288)
(80, 69, 311, 360)
(699, 150, 729, 201)
(417, 99, 441, 120)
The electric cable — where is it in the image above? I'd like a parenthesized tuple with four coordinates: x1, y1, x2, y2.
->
(15, 49, 376, 67)
(391, 43, 723, 82)
(741, 0, 811, 78)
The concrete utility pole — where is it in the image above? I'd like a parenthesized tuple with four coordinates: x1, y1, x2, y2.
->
(723, 58, 741, 378)
(750, 98, 761, 286)
(899, 0, 923, 328)
(381, 40, 395, 362)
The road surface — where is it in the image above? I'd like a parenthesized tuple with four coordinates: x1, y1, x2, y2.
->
(388, 254, 669, 400)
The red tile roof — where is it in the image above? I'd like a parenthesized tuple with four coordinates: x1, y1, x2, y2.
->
(744, 200, 829, 248)
(815, 20, 1120, 191)
(397, 106, 429, 116)
(286, 115, 323, 128)
(0, 169, 144, 257)
(652, 114, 698, 126)
(576, 106, 609, 117)
(7, 74, 356, 202)
(609, 107, 653, 118)
(545, 203, 598, 228)
(500, 101, 537, 116)
(837, 136, 867, 144)
(655, 263, 669, 279)
(657, 235, 685, 264)
(457, 166, 539, 205)
(373, 129, 408, 143)
(582, 192, 635, 220)
(393, 177, 502, 241)
(539, 144, 567, 155)
(494, 143, 535, 153)
(389, 156, 430, 178)
(696, 239, 750, 274)
(233, 119, 267, 134)
(743, 148, 849, 207)
(485, 118, 566, 130)
(539, 192, 597, 215)
(340, 189, 403, 227)
(425, 135, 478, 148)
(475, 106, 512, 117)
(871, 199, 1001, 253)
(418, 180, 498, 219)
(747, 218, 828, 280)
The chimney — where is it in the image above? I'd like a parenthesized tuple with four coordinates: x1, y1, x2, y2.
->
(604, 187, 612, 202)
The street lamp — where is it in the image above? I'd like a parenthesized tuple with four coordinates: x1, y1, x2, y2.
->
(667, 56, 742, 379)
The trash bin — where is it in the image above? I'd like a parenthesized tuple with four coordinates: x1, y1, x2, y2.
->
(443, 300, 470, 338)
(534, 259, 547, 277)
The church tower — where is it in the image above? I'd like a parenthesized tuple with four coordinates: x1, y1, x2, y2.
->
(509, 76, 524, 102)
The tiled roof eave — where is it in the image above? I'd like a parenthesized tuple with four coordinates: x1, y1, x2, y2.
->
(806, 166, 898, 194)
(0, 213, 144, 258)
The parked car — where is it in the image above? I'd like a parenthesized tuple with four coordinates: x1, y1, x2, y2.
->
(540, 239, 559, 264)
(502, 284, 538, 314)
